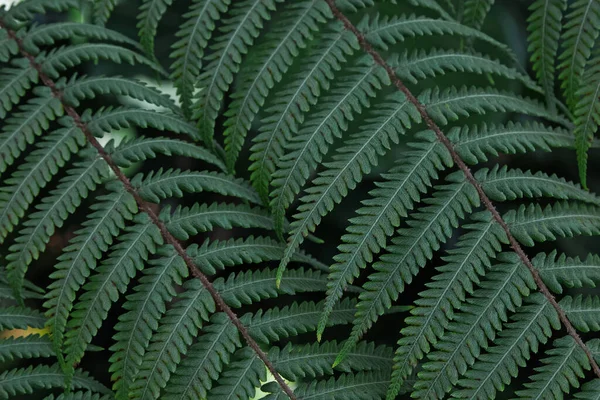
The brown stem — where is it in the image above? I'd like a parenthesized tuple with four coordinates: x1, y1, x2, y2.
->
(0, 21, 297, 400)
(324, 0, 600, 381)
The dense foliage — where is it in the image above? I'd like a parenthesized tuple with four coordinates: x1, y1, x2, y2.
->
(1, 0, 600, 399)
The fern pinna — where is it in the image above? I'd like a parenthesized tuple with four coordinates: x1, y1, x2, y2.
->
(0, 0, 599, 399)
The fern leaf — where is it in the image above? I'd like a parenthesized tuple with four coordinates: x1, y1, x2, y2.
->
(61, 75, 179, 114)
(396, 48, 541, 92)
(576, 379, 600, 399)
(0, 59, 38, 119)
(248, 27, 354, 202)
(84, 107, 199, 141)
(0, 334, 55, 362)
(133, 168, 261, 205)
(93, 0, 119, 26)
(280, 91, 418, 283)
(41, 43, 165, 79)
(169, 0, 230, 116)
(574, 51, 600, 189)
(527, 0, 567, 110)
(478, 165, 600, 205)
(561, 295, 600, 332)
(6, 155, 108, 300)
(110, 246, 188, 399)
(515, 336, 591, 399)
(462, 0, 494, 31)
(0, 305, 46, 330)
(270, 57, 386, 237)
(452, 121, 576, 164)
(129, 279, 216, 400)
(272, 341, 392, 381)
(387, 215, 506, 397)
(558, 0, 600, 107)
(0, 126, 84, 240)
(208, 347, 265, 400)
(508, 202, 600, 247)
(44, 391, 112, 400)
(0, 87, 64, 177)
(22, 22, 142, 53)
(340, 175, 478, 363)
(0, 28, 18, 62)
(223, 0, 330, 171)
(193, 0, 281, 147)
(0, 364, 111, 398)
(5, 0, 78, 21)
(163, 313, 240, 400)
(44, 185, 136, 357)
(412, 253, 535, 398)
(536, 251, 600, 294)
(265, 371, 389, 400)
(247, 299, 357, 344)
(137, 0, 174, 58)
(111, 136, 225, 171)
(313, 134, 452, 339)
(453, 293, 559, 399)
(63, 214, 162, 370)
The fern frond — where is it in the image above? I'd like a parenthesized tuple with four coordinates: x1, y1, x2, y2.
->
(0, 305, 46, 330)
(0, 334, 55, 362)
(109, 246, 187, 399)
(462, 0, 495, 31)
(478, 165, 600, 204)
(0, 59, 38, 119)
(270, 58, 386, 236)
(61, 75, 179, 113)
(137, 0, 173, 58)
(209, 347, 265, 400)
(22, 22, 142, 53)
(508, 202, 600, 247)
(43, 391, 112, 400)
(164, 203, 275, 240)
(0, 28, 18, 62)
(169, 0, 230, 115)
(558, 0, 600, 107)
(412, 253, 535, 398)
(163, 313, 240, 400)
(536, 251, 600, 294)
(133, 168, 261, 205)
(266, 371, 389, 400)
(574, 50, 600, 189)
(313, 134, 451, 339)
(0, 364, 111, 398)
(515, 336, 591, 399)
(44, 184, 136, 353)
(272, 341, 392, 381)
(0, 126, 84, 240)
(223, 0, 330, 171)
(248, 27, 354, 202)
(388, 215, 506, 395)
(93, 0, 118, 26)
(83, 107, 199, 141)
(527, 0, 567, 110)
(452, 121, 576, 164)
(561, 295, 600, 332)
(396, 48, 541, 92)
(111, 136, 225, 171)
(339, 175, 478, 363)
(453, 293, 559, 399)
(5, 0, 78, 22)
(576, 379, 600, 399)
(63, 214, 162, 372)
(6, 155, 108, 300)
(40, 43, 164, 79)
(193, 0, 281, 146)
(0, 87, 63, 176)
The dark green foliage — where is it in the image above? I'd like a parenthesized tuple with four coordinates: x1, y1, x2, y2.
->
(1, 0, 600, 399)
